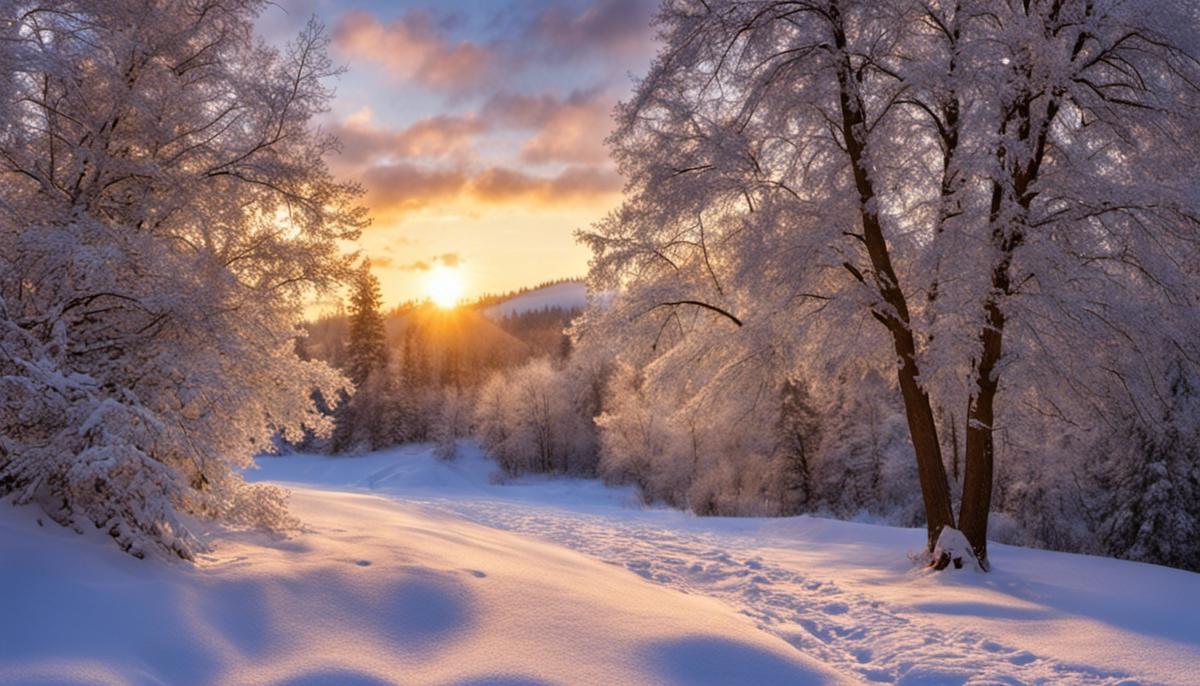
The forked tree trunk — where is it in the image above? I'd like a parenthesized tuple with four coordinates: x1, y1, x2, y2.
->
(830, 1, 956, 557)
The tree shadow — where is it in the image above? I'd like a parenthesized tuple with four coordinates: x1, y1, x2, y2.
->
(274, 669, 395, 686)
(642, 635, 837, 685)
(451, 676, 557, 686)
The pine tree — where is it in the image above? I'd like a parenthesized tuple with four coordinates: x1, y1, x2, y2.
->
(346, 263, 388, 387)
(1090, 362, 1200, 571)
(776, 379, 821, 515)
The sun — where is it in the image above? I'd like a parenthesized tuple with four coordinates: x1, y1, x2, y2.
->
(425, 265, 464, 308)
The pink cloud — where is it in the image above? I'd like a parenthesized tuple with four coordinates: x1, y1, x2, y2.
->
(333, 10, 493, 89)
(483, 89, 614, 164)
(331, 108, 486, 165)
(530, 0, 656, 59)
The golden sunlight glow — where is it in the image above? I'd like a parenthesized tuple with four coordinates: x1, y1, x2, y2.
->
(425, 265, 465, 308)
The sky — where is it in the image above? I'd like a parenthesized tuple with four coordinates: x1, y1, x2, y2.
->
(256, 0, 660, 310)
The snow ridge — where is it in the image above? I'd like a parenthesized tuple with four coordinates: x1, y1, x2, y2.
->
(482, 282, 587, 319)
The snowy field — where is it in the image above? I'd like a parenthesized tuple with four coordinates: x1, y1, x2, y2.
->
(3, 443, 1198, 686)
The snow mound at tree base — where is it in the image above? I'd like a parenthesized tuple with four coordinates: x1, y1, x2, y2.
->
(0, 487, 847, 686)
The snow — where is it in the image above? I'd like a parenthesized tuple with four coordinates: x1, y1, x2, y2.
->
(3, 442, 1199, 685)
(0, 446, 842, 686)
(482, 282, 587, 319)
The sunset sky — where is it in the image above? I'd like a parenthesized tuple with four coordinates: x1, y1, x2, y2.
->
(257, 0, 659, 310)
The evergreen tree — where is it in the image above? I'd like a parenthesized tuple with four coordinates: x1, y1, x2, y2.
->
(776, 379, 821, 515)
(1090, 362, 1200, 571)
(346, 263, 388, 387)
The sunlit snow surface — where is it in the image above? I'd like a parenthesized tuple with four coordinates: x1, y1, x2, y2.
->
(3, 442, 1198, 685)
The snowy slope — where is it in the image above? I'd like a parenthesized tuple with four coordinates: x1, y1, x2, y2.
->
(482, 282, 587, 319)
(250, 445, 1200, 686)
(0, 460, 843, 686)
(4, 444, 1199, 685)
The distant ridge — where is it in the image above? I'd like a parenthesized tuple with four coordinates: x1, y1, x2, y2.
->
(482, 280, 587, 319)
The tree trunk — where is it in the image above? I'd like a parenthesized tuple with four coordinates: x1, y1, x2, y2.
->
(829, 2, 956, 556)
(960, 295, 1003, 570)
(959, 0, 1090, 572)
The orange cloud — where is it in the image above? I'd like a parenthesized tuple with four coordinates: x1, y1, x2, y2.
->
(360, 162, 621, 218)
(331, 108, 485, 165)
(471, 166, 622, 203)
(391, 253, 462, 272)
(362, 163, 467, 214)
(367, 255, 395, 268)
(333, 10, 493, 89)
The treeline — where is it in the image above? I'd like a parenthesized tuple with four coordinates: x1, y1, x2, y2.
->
(472, 341, 1200, 574)
(299, 266, 582, 456)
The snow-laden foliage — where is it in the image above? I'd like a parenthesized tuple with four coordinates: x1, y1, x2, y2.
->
(593, 354, 826, 517)
(1085, 359, 1200, 570)
(578, 0, 1200, 566)
(476, 355, 607, 476)
(814, 369, 922, 527)
(0, 1, 363, 558)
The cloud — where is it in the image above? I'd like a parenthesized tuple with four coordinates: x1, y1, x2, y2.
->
(333, 9, 494, 89)
(362, 163, 468, 214)
(393, 253, 463, 271)
(482, 89, 613, 164)
(360, 161, 621, 217)
(331, 108, 486, 166)
(519, 99, 613, 165)
(471, 165, 622, 203)
(368, 256, 395, 268)
(330, 88, 612, 169)
(529, 0, 656, 59)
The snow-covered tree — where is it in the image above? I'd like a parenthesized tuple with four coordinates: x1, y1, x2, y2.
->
(0, 2, 365, 558)
(476, 356, 604, 476)
(329, 262, 397, 453)
(581, 0, 1200, 568)
(432, 387, 471, 460)
(330, 364, 406, 454)
(1087, 360, 1200, 571)
(814, 369, 920, 526)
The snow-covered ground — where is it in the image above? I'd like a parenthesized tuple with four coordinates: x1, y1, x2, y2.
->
(482, 282, 587, 319)
(3, 443, 1199, 685)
